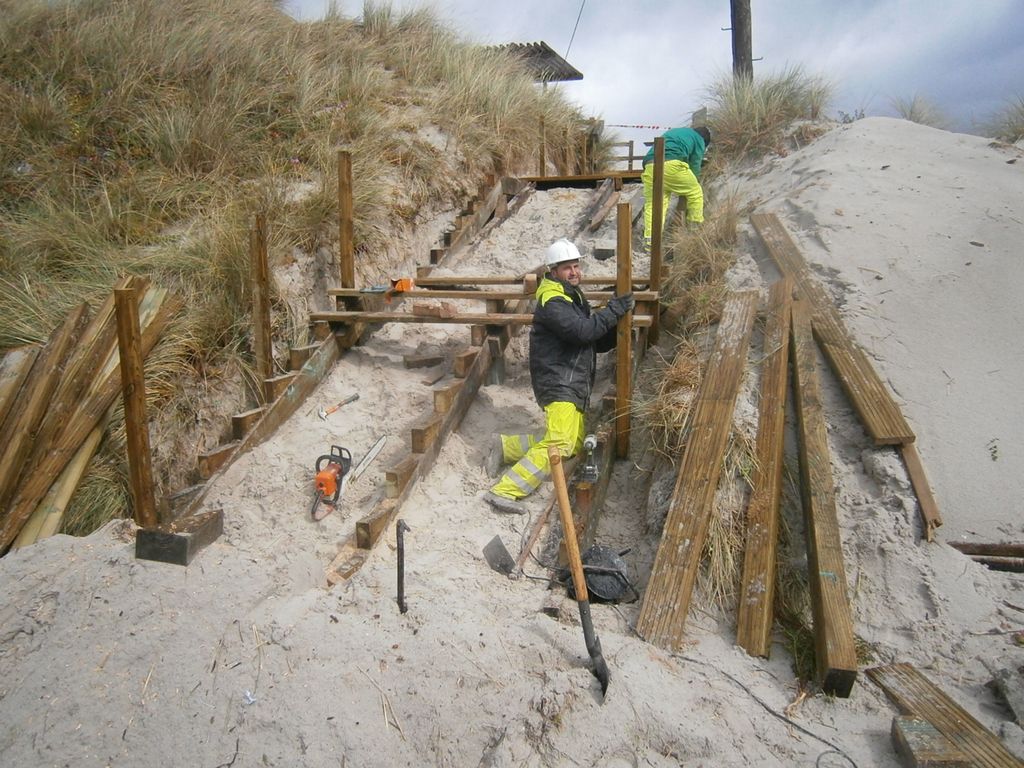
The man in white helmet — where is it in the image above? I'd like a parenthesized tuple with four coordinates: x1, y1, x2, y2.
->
(483, 238, 634, 514)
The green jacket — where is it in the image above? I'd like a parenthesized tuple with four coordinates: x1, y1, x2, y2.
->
(643, 127, 706, 177)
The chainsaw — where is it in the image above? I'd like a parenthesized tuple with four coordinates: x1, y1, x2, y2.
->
(310, 445, 352, 521)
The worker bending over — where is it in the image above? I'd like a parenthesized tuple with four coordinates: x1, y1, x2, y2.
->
(641, 125, 711, 249)
(483, 238, 634, 514)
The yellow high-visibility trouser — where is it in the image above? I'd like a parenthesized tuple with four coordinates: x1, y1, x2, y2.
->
(489, 402, 584, 500)
(642, 159, 704, 239)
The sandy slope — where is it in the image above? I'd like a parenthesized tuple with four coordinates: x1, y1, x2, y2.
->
(1, 118, 1023, 768)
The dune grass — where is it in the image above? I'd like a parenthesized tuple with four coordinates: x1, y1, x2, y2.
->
(0, 0, 593, 533)
(703, 65, 832, 164)
(984, 95, 1024, 142)
(891, 94, 950, 129)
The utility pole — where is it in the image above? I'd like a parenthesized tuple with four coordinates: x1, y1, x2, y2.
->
(730, 0, 753, 79)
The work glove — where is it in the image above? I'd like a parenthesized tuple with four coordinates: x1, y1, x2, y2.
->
(607, 292, 635, 318)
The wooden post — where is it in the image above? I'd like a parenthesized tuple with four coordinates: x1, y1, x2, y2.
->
(250, 213, 273, 395)
(538, 117, 546, 178)
(650, 137, 666, 288)
(337, 150, 355, 289)
(627, 139, 635, 171)
(730, 0, 753, 80)
(114, 287, 158, 528)
(615, 202, 633, 459)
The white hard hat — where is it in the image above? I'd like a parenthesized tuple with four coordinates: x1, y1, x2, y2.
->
(544, 238, 582, 269)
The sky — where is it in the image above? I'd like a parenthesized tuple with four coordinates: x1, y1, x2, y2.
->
(284, 0, 1024, 144)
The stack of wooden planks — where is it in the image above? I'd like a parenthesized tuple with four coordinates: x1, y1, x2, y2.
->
(636, 279, 860, 696)
(0, 276, 177, 553)
(750, 213, 942, 541)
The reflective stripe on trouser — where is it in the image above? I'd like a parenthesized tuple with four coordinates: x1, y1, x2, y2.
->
(499, 432, 539, 463)
(642, 159, 705, 238)
(489, 402, 585, 500)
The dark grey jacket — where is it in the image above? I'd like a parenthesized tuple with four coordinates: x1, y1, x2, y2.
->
(529, 276, 618, 411)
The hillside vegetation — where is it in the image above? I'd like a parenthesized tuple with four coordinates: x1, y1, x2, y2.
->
(0, 0, 592, 533)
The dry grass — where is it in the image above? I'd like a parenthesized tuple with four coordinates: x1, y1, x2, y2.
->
(891, 94, 950, 129)
(704, 65, 833, 163)
(983, 95, 1024, 142)
(0, 0, 594, 534)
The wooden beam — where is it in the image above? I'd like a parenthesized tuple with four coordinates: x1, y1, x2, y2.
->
(520, 171, 642, 189)
(615, 201, 633, 459)
(289, 344, 319, 371)
(635, 291, 758, 650)
(447, 179, 504, 255)
(385, 456, 418, 499)
(410, 275, 648, 288)
(338, 150, 355, 289)
(411, 413, 442, 454)
(947, 541, 1024, 558)
(310, 310, 653, 327)
(251, 213, 273, 392)
(198, 441, 240, 480)
(867, 663, 1023, 768)
(0, 346, 38, 433)
(737, 278, 793, 657)
(135, 508, 224, 566)
(791, 297, 858, 697)
(115, 286, 158, 528)
(328, 288, 659, 302)
(899, 442, 943, 541)
(433, 381, 463, 414)
(891, 716, 971, 768)
(231, 407, 265, 441)
(650, 137, 665, 288)
(453, 349, 479, 378)
(0, 303, 90, 515)
(750, 213, 914, 445)
(264, 372, 298, 402)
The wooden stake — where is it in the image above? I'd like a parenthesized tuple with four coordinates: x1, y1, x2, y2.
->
(250, 213, 273, 394)
(650, 136, 666, 328)
(115, 287, 158, 528)
(338, 150, 355, 289)
(615, 202, 633, 458)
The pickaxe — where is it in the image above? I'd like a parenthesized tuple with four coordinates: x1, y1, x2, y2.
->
(317, 393, 359, 420)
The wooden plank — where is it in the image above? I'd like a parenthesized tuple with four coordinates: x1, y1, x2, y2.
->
(615, 201, 633, 458)
(115, 286, 158, 528)
(135, 508, 224, 566)
(403, 353, 445, 369)
(0, 346, 38, 433)
(337, 150, 354, 288)
(892, 716, 972, 767)
(231, 407, 265, 441)
(289, 344, 319, 371)
(453, 349, 479, 378)
(333, 341, 495, 581)
(0, 303, 91, 519)
(264, 372, 298, 402)
(410, 275, 648, 288)
(433, 381, 463, 414)
(750, 213, 914, 445)
(900, 442, 943, 540)
(520, 170, 642, 189)
(587, 190, 620, 233)
(251, 213, 273, 391)
(948, 542, 1024, 558)
(411, 413, 442, 454)
(328, 288, 658, 301)
(635, 291, 759, 650)
(737, 278, 794, 658)
(198, 441, 240, 480)
(791, 297, 858, 697)
(867, 663, 1023, 768)
(385, 456, 418, 499)
(310, 310, 652, 327)
(446, 178, 504, 254)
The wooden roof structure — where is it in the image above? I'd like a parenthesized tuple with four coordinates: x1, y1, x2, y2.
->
(491, 41, 583, 83)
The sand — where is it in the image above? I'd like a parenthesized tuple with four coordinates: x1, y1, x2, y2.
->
(1, 117, 1023, 767)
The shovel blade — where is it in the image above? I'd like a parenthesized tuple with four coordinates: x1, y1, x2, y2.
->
(483, 535, 516, 576)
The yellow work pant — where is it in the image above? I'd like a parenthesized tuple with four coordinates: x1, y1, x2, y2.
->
(489, 402, 585, 500)
(642, 159, 704, 239)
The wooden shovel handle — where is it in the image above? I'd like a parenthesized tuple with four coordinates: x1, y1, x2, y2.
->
(548, 445, 588, 601)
